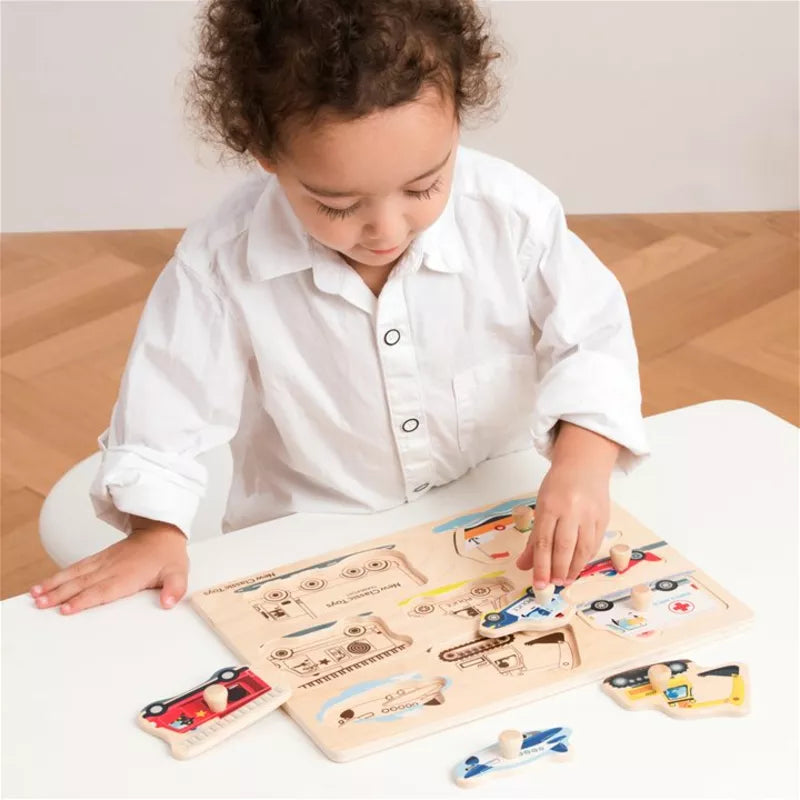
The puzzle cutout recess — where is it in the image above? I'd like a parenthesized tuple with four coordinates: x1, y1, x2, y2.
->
(192, 495, 753, 761)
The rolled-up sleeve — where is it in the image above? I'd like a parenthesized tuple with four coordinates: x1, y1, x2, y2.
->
(522, 200, 650, 473)
(90, 254, 247, 537)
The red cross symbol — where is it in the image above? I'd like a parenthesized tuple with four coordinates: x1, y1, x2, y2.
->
(669, 600, 694, 614)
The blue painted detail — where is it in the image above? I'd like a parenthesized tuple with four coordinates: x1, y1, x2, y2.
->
(432, 497, 537, 533)
(281, 611, 373, 638)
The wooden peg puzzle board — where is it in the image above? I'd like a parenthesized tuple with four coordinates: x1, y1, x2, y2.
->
(191, 495, 753, 761)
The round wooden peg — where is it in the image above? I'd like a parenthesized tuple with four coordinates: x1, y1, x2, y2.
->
(203, 683, 229, 713)
(647, 663, 673, 693)
(630, 583, 652, 611)
(610, 544, 631, 573)
(498, 729, 523, 760)
(512, 506, 533, 532)
(535, 583, 555, 607)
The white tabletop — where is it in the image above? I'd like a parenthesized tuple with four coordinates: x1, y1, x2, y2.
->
(2, 400, 798, 799)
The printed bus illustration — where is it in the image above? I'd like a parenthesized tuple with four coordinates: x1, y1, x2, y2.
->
(251, 549, 423, 624)
(399, 574, 513, 620)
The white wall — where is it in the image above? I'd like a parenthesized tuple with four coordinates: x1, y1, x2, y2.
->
(2, 0, 797, 233)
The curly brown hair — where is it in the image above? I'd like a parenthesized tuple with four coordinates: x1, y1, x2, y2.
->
(185, 0, 503, 164)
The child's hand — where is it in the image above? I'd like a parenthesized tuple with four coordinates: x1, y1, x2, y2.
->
(30, 521, 188, 615)
(516, 422, 619, 588)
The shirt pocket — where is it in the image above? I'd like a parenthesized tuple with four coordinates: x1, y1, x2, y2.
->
(452, 354, 538, 464)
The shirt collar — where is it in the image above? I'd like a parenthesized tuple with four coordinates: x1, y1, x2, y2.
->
(245, 173, 462, 282)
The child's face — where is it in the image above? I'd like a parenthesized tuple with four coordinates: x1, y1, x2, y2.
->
(259, 88, 458, 269)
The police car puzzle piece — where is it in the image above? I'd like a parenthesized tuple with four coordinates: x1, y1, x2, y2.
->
(602, 659, 750, 719)
(138, 665, 291, 759)
(453, 726, 573, 788)
(478, 583, 576, 637)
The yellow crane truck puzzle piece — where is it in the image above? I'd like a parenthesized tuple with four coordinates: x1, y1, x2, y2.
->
(602, 659, 750, 718)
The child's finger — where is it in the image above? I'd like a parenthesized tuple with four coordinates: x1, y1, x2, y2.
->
(159, 565, 188, 609)
(60, 575, 132, 615)
(565, 520, 601, 583)
(31, 554, 101, 597)
(550, 517, 579, 586)
(515, 532, 535, 571)
(33, 568, 102, 609)
(531, 512, 557, 589)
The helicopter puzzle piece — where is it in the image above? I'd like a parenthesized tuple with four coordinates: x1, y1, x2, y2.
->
(602, 659, 749, 718)
(138, 665, 290, 759)
(453, 726, 573, 788)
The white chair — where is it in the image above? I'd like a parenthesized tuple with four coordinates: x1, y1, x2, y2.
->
(38, 446, 233, 567)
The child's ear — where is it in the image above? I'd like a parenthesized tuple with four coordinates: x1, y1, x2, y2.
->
(251, 151, 277, 174)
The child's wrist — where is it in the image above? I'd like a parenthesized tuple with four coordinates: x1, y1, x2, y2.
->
(551, 421, 620, 475)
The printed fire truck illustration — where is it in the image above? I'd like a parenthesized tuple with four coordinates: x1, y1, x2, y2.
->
(315, 672, 452, 727)
(438, 630, 575, 677)
(247, 546, 424, 624)
(399, 573, 514, 620)
(265, 618, 411, 689)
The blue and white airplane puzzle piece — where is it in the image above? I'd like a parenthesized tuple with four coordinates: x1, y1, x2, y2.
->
(453, 726, 573, 788)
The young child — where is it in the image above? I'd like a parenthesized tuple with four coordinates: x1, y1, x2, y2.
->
(31, 0, 648, 615)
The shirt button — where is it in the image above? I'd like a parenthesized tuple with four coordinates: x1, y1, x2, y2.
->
(413, 483, 429, 493)
(401, 418, 419, 433)
(383, 329, 401, 346)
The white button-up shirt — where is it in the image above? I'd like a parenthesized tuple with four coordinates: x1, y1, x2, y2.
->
(91, 146, 649, 538)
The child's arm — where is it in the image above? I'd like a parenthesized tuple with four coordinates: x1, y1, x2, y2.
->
(517, 198, 650, 587)
(31, 249, 247, 614)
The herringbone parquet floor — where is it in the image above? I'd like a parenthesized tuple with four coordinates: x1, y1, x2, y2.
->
(1, 211, 798, 599)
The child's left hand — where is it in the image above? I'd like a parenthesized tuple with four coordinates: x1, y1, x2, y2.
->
(515, 422, 620, 588)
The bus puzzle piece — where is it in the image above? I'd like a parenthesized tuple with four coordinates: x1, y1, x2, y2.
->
(137, 665, 291, 759)
(602, 659, 749, 718)
(453, 726, 572, 788)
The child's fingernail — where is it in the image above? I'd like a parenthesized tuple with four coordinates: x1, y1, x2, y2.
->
(164, 596, 175, 608)
(61, 603, 71, 614)
(31, 585, 42, 596)
(534, 580, 545, 589)
(35, 595, 48, 606)
(564, 578, 574, 585)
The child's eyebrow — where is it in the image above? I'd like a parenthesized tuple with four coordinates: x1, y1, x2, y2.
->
(300, 150, 452, 198)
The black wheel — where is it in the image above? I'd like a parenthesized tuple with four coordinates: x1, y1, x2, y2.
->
(630, 550, 645, 561)
(610, 676, 628, 688)
(146, 703, 166, 716)
(668, 661, 688, 674)
(655, 579, 678, 592)
(484, 612, 502, 623)
(590, 599, 614, 612)
(217, 668, 238, 681)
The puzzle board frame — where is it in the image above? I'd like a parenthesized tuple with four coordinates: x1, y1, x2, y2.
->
(191, 495, 753, 761)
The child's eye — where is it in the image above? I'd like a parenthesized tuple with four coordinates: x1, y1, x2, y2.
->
(405, 177, 443, 200)
(317, 201, 360, 220)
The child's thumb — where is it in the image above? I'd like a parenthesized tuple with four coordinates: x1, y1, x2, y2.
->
(516, 535, 534, 572)
(159, 567, 188, 610)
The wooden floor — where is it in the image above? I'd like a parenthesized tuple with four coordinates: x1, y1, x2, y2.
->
(1, 211, 798, 599)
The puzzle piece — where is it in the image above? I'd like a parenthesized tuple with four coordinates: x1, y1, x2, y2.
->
(138, 665, 290, 759)
(602, 659, 749, 718)
(478, 584, 576, 637)
(453, 726, 572, 788)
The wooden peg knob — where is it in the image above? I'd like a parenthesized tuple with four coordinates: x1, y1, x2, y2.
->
(610, 544, 631, 573)
(630, 583, 652, 610)
(647, 663, 672, 693)
(203, 684, 229, 713)
(512, 506, 533, 532)
(535, 583, 555, 607)
(498, 729, 523, 760)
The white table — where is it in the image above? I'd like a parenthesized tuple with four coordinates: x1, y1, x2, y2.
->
(3, 401, 798, 799)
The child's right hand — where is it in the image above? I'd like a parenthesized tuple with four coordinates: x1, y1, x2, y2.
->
(30, 519, 188, 615)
